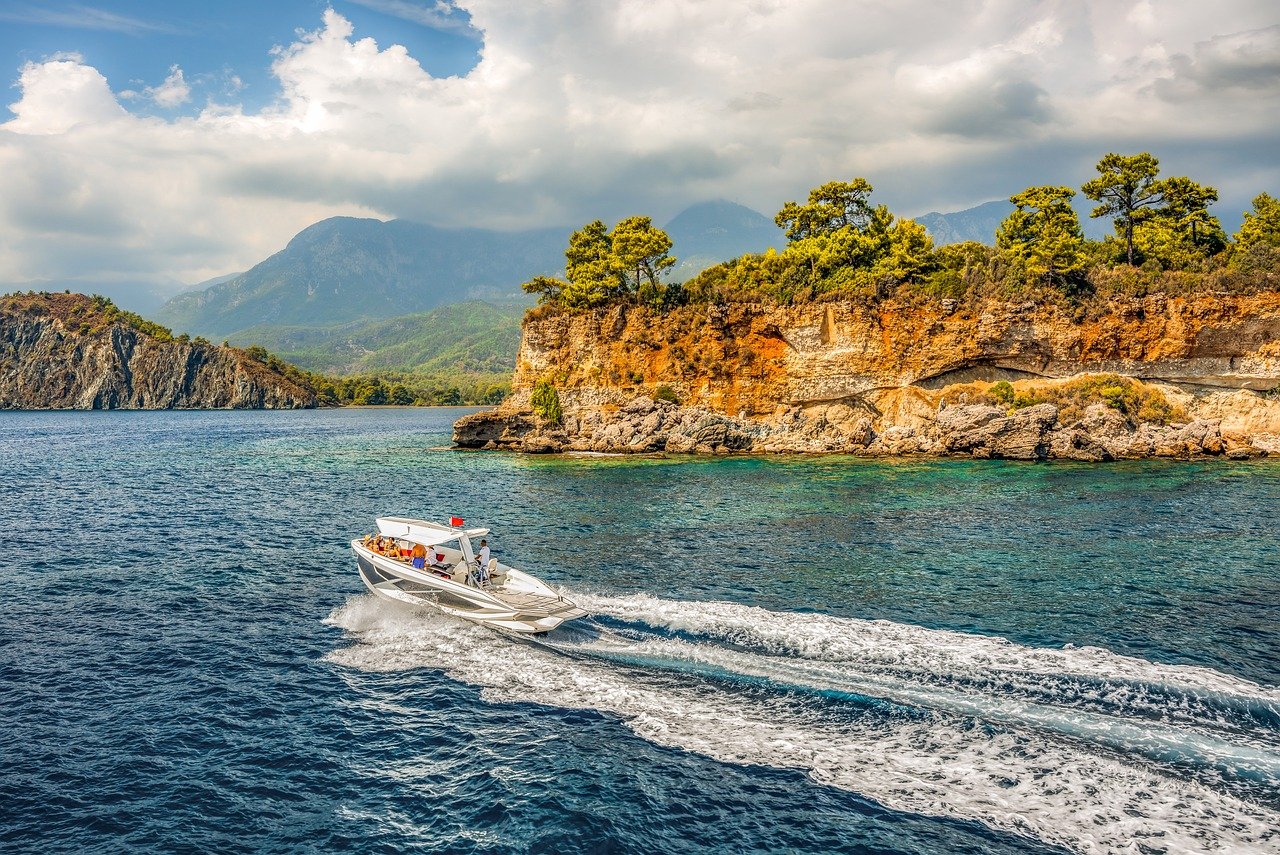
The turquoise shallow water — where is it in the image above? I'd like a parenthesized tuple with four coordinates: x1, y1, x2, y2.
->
(2, 408, 1278, 853)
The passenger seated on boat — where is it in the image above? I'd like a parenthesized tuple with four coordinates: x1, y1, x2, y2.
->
(410, 542, 427, 569)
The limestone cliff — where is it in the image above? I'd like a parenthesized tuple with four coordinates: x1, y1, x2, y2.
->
(454, 292, 1280, 459)
(1, 293, 319, 409)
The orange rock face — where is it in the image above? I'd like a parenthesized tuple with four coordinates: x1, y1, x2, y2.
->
(452, 293, 1280, 457)
(513, 294, 1280, 408)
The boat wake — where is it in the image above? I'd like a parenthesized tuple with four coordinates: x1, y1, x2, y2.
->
(325, 591, 1280, 855)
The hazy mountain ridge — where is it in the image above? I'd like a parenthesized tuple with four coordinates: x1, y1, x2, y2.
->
(917, 199, 1112, 245)
(230, 301, 525, 378)
(915, 201, 1014, 245)
(665, 200, 783, 278)
(156, 202, 789, 341)
(155, 218, 565, 338)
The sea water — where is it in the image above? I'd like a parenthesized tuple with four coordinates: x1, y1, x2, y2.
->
(1, 408, 1277, 854)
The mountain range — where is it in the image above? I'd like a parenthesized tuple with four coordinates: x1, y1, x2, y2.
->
(915, 199, 1112, 245)
(915, 201, 1014, 245)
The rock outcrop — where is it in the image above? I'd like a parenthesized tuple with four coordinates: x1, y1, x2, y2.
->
(454, 395, 1245, 460)
(1, 293, 319, 409)
(454, 293, 1280, 459)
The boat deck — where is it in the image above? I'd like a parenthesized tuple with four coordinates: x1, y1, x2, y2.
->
(494, 591, 589, 620)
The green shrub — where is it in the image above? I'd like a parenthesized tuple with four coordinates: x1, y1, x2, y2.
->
(530, 379, 563, 424)
(990, 380, 1014, 406)
(654, 384, 680, 405)
(1050, 374, 1181, 425)
(1012, 388, 1049, 409)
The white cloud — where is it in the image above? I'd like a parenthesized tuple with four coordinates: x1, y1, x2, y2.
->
(146, 65, 192, 108)
(4, 56, 125, 134)
(1, 1, 1278, 303)
(121, 65, 192, 108)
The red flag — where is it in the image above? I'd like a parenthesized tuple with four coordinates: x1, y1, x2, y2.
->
(449, 516, 464, 527)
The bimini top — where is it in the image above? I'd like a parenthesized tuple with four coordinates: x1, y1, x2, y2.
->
(376, 516, 490, 547)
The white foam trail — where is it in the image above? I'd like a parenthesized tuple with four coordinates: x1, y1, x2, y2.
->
(574, 592, 1280, 702)
(565, 633, 1280, 781)
(325, 595, 1280, 855)
(574, 591, 1280, 741)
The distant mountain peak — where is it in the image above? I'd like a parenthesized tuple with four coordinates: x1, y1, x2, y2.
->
(914, 200, 1012, 247)
(665, 200, 782, 275)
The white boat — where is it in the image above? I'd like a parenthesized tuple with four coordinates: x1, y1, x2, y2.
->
(351, 516, 588, 635)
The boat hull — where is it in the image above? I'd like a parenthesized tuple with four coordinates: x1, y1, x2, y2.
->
(352, 545, 586, 634)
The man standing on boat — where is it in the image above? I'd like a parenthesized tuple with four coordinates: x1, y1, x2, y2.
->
(475, 539, 491, 584)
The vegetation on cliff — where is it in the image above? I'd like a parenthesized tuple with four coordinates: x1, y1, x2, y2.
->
(523, 153, 1280, 316)
(522, 216, 677, 309)
(942, 374, 1183, 427)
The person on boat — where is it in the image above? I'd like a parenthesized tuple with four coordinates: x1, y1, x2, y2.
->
(410, 542, 427, 569)
(475, 539, 491, 584)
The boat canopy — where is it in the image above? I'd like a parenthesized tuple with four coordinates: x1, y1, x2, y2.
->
(376, 516, 490, 547)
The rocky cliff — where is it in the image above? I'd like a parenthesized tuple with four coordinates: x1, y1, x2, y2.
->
(454, 293, 1280, 459)
(1, 293, 319, 409)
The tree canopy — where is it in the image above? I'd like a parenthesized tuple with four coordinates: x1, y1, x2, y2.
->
(523, 155, 1272, 315)
(1235, 193, 1280, 249)
(523, 217, 678, 309)
(1082, 152, 1165, 265)
(995, 186, 1085, 281)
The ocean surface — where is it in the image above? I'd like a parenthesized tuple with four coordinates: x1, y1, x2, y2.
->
(2, 408, 1278, 854)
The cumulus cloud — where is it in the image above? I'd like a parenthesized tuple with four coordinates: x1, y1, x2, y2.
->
(121, 65, 192, 108)
(1, 1, 1278, 302)
(4, 56, 125, 134)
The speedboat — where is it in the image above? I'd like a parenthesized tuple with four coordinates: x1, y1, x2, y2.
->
(351, 516, 588, 635)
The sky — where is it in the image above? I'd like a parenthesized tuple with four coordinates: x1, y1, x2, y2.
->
(1, 0, 1278, 308)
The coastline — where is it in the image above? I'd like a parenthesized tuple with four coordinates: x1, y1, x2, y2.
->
(452, 392, 1275, 461)
(452, 294, 1280, 461)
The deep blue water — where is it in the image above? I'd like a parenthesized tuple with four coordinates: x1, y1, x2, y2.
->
(2, 408, 1278, 854)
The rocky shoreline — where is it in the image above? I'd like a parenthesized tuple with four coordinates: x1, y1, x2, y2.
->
(453, 392, 1277, 461)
